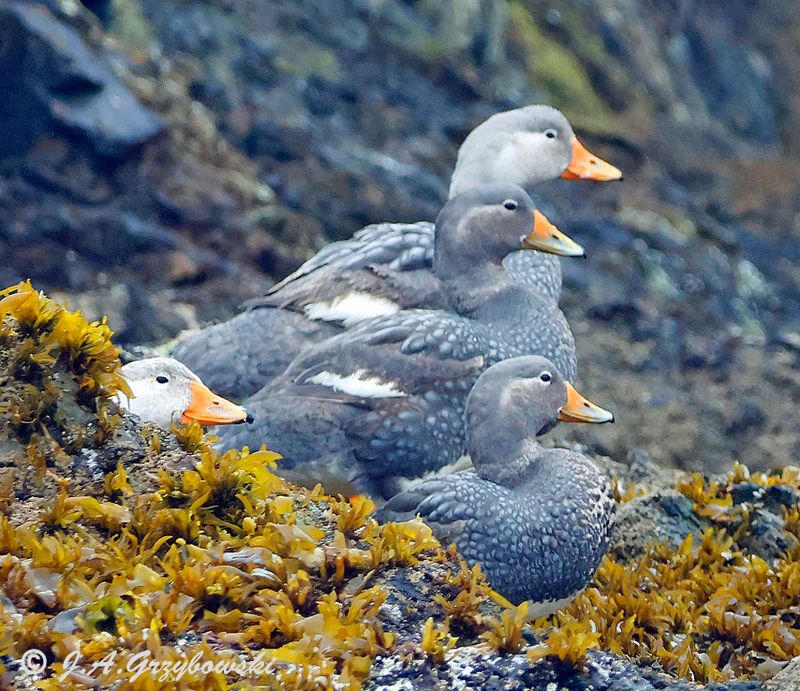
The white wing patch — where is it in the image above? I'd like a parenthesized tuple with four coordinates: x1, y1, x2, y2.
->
(307, 369, 407, 398)
(304, 292, 400, 327)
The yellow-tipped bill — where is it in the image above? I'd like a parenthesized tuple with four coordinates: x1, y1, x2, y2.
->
(558, 382, 615, 423)
(522, 210, 586, 257)
(561, 138, 623, 182)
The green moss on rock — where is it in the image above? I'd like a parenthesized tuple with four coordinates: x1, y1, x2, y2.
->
(506, 1, 613, 131)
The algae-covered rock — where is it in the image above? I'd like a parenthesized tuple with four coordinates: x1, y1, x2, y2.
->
(2, 284, 800, 689)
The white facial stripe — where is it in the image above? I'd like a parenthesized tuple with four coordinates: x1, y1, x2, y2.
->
(304, 292, 400, 327)
(307, 369, 407, 398)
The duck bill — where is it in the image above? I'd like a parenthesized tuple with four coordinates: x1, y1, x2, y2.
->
(561, 138, 623, 182)
(182, 380, 251, 426)
(558, 382, 615, 423)
(522, 210, 586, 257)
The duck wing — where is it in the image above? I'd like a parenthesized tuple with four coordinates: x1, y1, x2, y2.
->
(172, 307, 339, 401)
(377, 473, 500, 563)
(264, 221, 435, 296)
(252, 264, 446, 326)
(173, 223, 437, 399)
(220, 309, 493, 484)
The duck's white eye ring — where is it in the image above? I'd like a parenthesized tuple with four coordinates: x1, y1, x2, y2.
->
(544, 128, 557, 139)
(156, 376, 169, 384)
(540, 371, 552, 383)
(503, 199, 518, 211)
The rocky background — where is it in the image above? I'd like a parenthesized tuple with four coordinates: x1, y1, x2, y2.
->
(1, 0, 799, 473)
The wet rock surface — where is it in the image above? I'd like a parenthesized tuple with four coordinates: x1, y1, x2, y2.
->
(0, 2, 164, 158)
(365, 648, 763, 691)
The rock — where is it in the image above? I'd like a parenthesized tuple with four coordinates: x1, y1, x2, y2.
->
(52, 283, 197, 344)
(21, 137, 115, 203)
(4, 286, 798, 690)
(738, 507, 798, 561)
(683, 27, 777, 144)
(765, 657, 800, 690)
(586, 301, 644, 327)
(78, 0, 114, 25)
(609, 491, 711, 562)
(0, 2, 164, 158)
(725, 401, 767, 436)
(365, 647, 710, 691)
(625, 447, 678, 491)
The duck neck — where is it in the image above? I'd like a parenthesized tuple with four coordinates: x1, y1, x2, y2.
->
(472, 436, 546, 486)
(433, 227, 512, 280)
(441, 265, 514, 316)
(445, 271, 548, 323)
(503, 251, 562, 302)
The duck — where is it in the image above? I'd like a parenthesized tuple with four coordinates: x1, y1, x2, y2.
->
(376, 355, 615, 616)
(214, 185, 582, 498)
(173, 104, 621, 400)
(117, 357, 253, 428)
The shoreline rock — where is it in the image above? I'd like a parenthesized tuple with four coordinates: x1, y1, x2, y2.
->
(1, 284, 799, 689)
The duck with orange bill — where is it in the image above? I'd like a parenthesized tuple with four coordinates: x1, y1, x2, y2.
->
(214, 185, 584, 498)
(117, 357, 253, 427)
(173, 104, 621, 400)
(377, 356, 615, 616)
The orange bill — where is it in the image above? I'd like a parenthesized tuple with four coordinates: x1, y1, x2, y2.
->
(558, 382, 615, 423)
(182, 380, 252, 426)
(561, 138, 623, 182)
(522, 209, 586, 257)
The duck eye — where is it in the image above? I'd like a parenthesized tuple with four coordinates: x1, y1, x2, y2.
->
(544, 128, 557, 139)
(156, 376, 169, 384)
(540, 372, 552, 383)
(503, 199, 518, 211)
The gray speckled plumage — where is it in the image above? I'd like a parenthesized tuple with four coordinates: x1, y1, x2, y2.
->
(377, 356, 615, 609)
(171, 308, 340, 401)
(215, 187, 577, 494)
(267, 221, 563, 303)
(173, 105, 577, 400)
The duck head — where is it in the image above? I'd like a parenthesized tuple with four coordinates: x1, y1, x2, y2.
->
(449, 104, 622, 197)
(465, 355, 613, 465)
(118, 357, 253, 427)
(433, 184, 585, 280)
